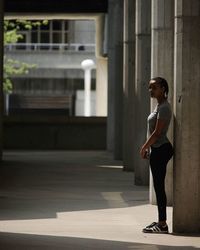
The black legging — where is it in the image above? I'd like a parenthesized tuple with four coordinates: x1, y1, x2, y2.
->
(150, 142, 174, 222)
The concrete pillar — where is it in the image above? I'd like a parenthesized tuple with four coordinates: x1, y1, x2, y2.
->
(0, 0, 4, 161)
(173, 0, 200, 234)
(96, 57, 108, 116)
(150, 0, 174, 205)
(95, 15, 108, 117)
(134, 0, 151, 184)
(107, 0, 124, 159)
(107, 1, 114, 151)
(122, 0, 135, 171)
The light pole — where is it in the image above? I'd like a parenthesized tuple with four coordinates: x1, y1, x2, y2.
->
(81, 59, 95, 116)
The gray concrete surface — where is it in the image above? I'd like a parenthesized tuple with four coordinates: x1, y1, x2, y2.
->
(107, 0, 124, 159)
(0, 150, 199, 249)
(134, 0, 151, 184)
(151, 0, 174, 206)
(4, 117, 106, 150)
(173, 0, 200, 234)
(123, 0, 136, 172)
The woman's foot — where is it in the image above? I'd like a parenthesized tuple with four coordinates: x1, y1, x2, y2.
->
(144, 222, 157, 229)
(142, 222, 169, 234)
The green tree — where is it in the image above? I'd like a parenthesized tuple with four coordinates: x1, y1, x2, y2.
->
(4, 20, 48, 93)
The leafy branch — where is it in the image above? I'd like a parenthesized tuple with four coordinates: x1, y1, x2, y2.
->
(4, 20, 48, 93)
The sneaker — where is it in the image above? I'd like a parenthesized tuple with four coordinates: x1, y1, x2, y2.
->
(142, 223, 169, 234)
(144, 222, 157, 229)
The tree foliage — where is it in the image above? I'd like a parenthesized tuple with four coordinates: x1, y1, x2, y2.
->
(4, 20, 48, 93)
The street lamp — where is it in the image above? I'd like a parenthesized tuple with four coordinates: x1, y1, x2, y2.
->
(81, 59, 95, 116)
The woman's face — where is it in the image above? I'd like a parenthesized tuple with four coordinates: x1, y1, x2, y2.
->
(149, 80, 165, 99)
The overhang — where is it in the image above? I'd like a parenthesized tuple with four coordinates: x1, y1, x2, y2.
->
(5, 0, 108, 14)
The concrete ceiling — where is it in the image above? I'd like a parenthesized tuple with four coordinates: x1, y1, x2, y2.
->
(4, 0, 108, 14)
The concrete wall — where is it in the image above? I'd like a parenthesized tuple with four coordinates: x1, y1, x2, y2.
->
(72, 20, 95, 44)
(96, 57, 107, 116)
(5, 51, 96, 72)
(4, 116, 106, 150)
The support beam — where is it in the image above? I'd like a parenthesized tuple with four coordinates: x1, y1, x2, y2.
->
(107, 0, 114, 151)
(96, 57, 108, 116)
(173, 0, 200, 234)
(123, 0, 135, 171)
(107, 0, 123, 160)
(96, 15, 108, 117)
(134, 0, 151, 184)
(150, 0, 174, 205)
(0, 0, 4, 161)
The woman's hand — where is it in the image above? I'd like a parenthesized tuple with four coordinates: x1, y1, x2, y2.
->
(140, 119, 166, 159)
(140, 146, 149, 159)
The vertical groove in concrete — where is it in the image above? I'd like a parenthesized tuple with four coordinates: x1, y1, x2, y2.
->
(123, 0, 136, 171)
(0, 0, 4, 161)
(150, 0, 174, 205)
(134, 0, 151, 185)
(107, 0, 124, 160)
(173, 0, 200, 234)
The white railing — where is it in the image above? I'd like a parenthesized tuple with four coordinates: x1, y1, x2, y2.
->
(4, 43, 96, 52)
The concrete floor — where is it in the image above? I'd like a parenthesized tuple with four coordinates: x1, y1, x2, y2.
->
(0, 150, 199, 250)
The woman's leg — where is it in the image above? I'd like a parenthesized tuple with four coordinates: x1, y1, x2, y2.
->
(150, 143, 174, 223)
(150, 154, 167, 222)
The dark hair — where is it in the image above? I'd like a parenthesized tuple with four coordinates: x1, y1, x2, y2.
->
(151, 77, 169, 97)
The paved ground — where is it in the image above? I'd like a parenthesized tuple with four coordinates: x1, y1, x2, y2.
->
(0, 150, 199, 250)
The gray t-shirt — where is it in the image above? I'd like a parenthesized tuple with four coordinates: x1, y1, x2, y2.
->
(147, 100, 172, 148)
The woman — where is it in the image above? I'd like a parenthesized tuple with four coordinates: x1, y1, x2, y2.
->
(140, 77, 174, 234)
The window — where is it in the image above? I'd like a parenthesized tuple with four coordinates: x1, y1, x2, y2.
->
(64, 21, 69, 31)
(14, 20, 70, 51)
(31, 32, 38, 43)
(53, 32, 62, 43)
(53, 20, 62, 31)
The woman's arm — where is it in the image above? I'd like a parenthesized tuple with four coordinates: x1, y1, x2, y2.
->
(140, 119, 166, 159)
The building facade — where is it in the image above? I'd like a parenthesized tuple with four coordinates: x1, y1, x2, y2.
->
(5, 19, 97, 116)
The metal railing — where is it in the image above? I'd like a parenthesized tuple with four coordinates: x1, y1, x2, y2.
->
(4, 43, 96, 52)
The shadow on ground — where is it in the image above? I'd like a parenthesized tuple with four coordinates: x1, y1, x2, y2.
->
(0, 232, 198, 250)
(0, 151, 148, 221)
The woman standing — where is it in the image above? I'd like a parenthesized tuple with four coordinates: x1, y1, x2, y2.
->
(140, 77, 174, 234)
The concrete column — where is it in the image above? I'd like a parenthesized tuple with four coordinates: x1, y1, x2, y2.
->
(95, 15, 108, 117)
(134, 0, 151, 184)
(107, 0, 124, 159)
(0, 0, 4, 161)
(150, 0, 174, 205)
(107, 1, 114, 150)
(96, 57, 108, 116)
(173, 0, 200, 234)
(122, 0, 135, 171)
